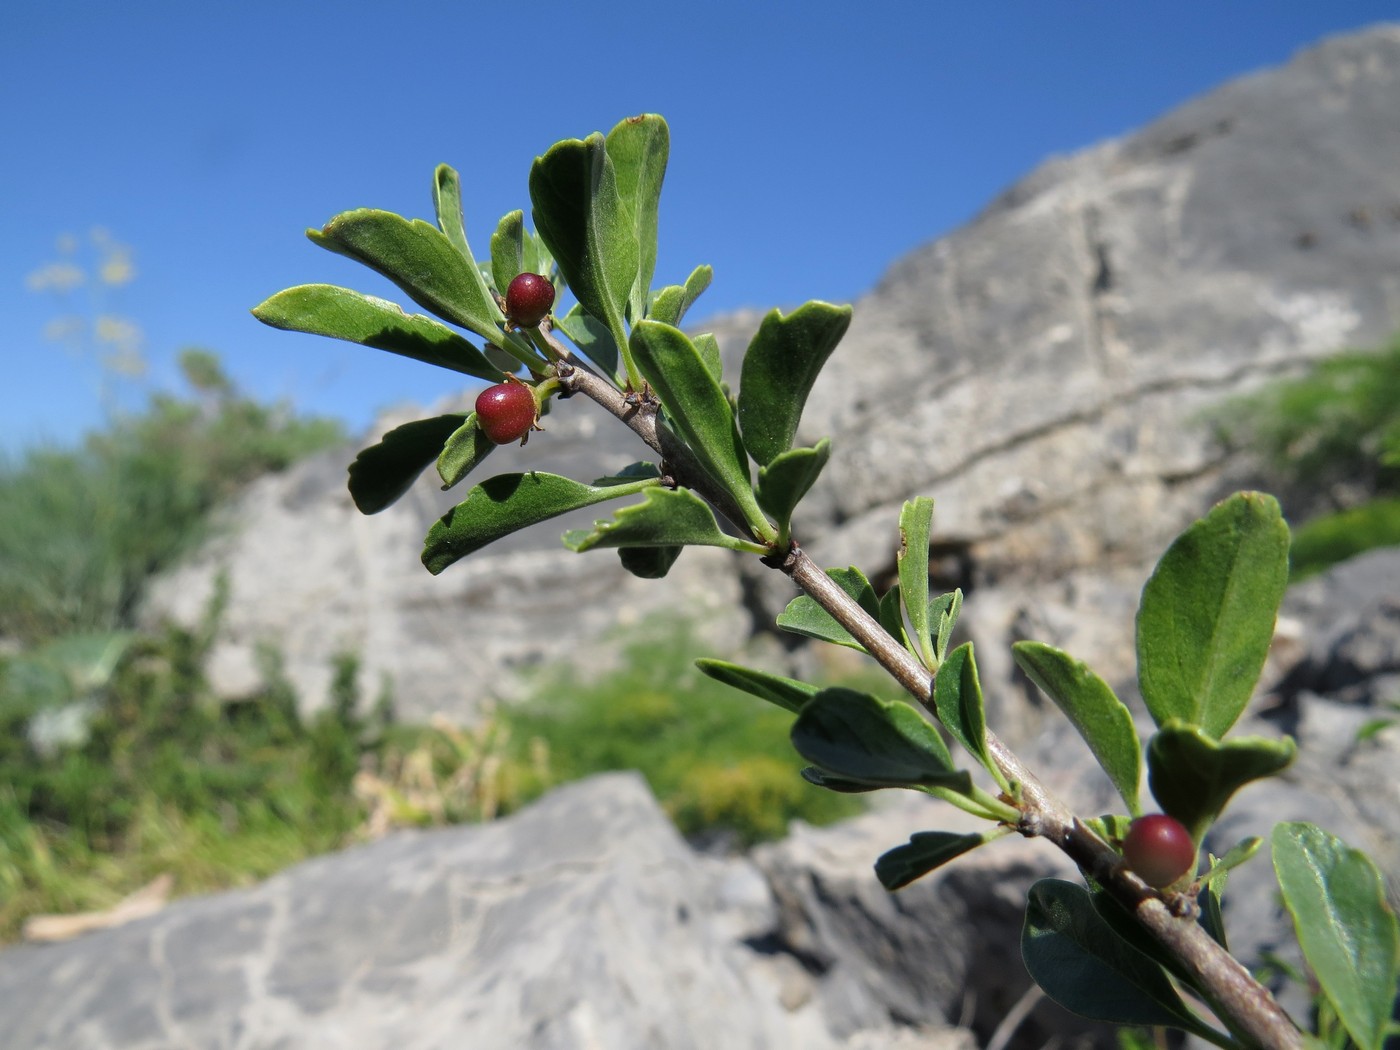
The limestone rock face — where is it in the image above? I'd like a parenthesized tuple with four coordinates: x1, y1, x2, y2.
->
(0, 774, 973, 1050)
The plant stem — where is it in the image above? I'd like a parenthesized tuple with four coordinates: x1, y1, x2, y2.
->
(785, 544, 1301, 1050)
(562, 347, 1302, 1050)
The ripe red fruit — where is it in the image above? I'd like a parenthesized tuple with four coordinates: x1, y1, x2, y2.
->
(475, 381, 537, 445)
(1121, 814, 1196, 889)
(505, 273, 555, 328)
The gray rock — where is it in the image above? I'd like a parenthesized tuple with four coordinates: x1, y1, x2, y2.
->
(0, 773, 972, 1050)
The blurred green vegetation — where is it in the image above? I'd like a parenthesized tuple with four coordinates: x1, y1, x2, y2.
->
(1217, 333, 1400, 579)
(504, 629, 867, 847)
(0, 348, 344, 643)
(0, 355, 863, 939)
(1, 613, 861, 940)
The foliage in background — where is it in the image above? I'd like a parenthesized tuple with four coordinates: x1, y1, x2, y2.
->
(1217, 333, 1400, 578)
(0, 349, 343, 643)
(0, 603, 858, 942)
(503, 628, 865, 846)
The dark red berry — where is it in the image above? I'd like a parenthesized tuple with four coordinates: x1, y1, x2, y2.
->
(505, 273, 555, 328)
(1121, 814, 1197, 889)
(475, 381, 537, 445)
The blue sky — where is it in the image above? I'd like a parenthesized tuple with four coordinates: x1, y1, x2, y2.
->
(3, 2, 1396, 453)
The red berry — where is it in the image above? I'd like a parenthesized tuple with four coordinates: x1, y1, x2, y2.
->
(505, 273, 555, 328)
(475, 381, 537, 444)
(1121, 814, 1197, 889)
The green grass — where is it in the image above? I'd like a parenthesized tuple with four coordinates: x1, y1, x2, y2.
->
(1288, 498, 1400, 581)
(502, 628, 867, 846)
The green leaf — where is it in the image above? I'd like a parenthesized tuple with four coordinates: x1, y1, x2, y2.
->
(489, 209, 525, 297)
(347, 413, 467, 515)
(617, 545, 682, 579)
(691, 332, 723, 382)
(736, 301, 852, 466)
(799, 767, 884, 793)
(554, 305, 619, 379)
(529, 133, 639, 377)
(898, 497, 937, 668)
(432, 164, 474, 265)
(1273, 822, 1400, 1050)
(630, 320, 772, 541)
(1023, 879, 1220, 1038)
(252, 284, 502, 380)
(605, 114, 669, 324)
(1012, 640, 1143, 815)
(422, 471, 657, 575)
(755, 440, 830, 537)
(436, 414, 497, 490)
(308, 209, 534, 364)
(1147, 721, 1296, 841)
(878, 582, 913, 656)
(933, 643, 1004, 787)
(562, 486, 763, 555)
(1198, 838, 1262, 951)
(776, 566, 881, 650)
(932, 588, 963, 666)
(1136, 492, 1290, 737)
(791, 687, 958, 786)
(694, 658, 821, 715)
(876, 830, 997, 890)
(648, 264, 713, 327)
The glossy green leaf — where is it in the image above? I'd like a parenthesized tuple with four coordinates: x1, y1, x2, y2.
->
(1273, 822, 1400, 1050)
(1136, 492, 1290, 737)
(934, 643, 1003, 787)
(756, 440, 830, 537)
(932, 588, 963, 665)
(1147, 720, 1296, 841)
(695, 658, 820, 715)
(1023, 879, 1219, 1038)
(630, 320, 772, 540)
(792, 687, 958, 786)
(648, 264, 713, 327)
(898, 497, 937, 668)
(1012, 641, 1143, 815)
(529, 133, 638, 375)
(555, 305, 619, 378)
(776, 566, 881, 650)
(876, 830, 997, 890)
(489, 209, 525, 297)
(617, 545, 682, 579)
(737, 301, 852, 466)
(436, 414, 497, 490)
(252, 284, 502, 380)
(605, 114, 669, 324)
(346, 413, 467, 515)
(562, 486, 762, 554)
(422, 471, 657, 575)
(308, 209, 531, 363)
